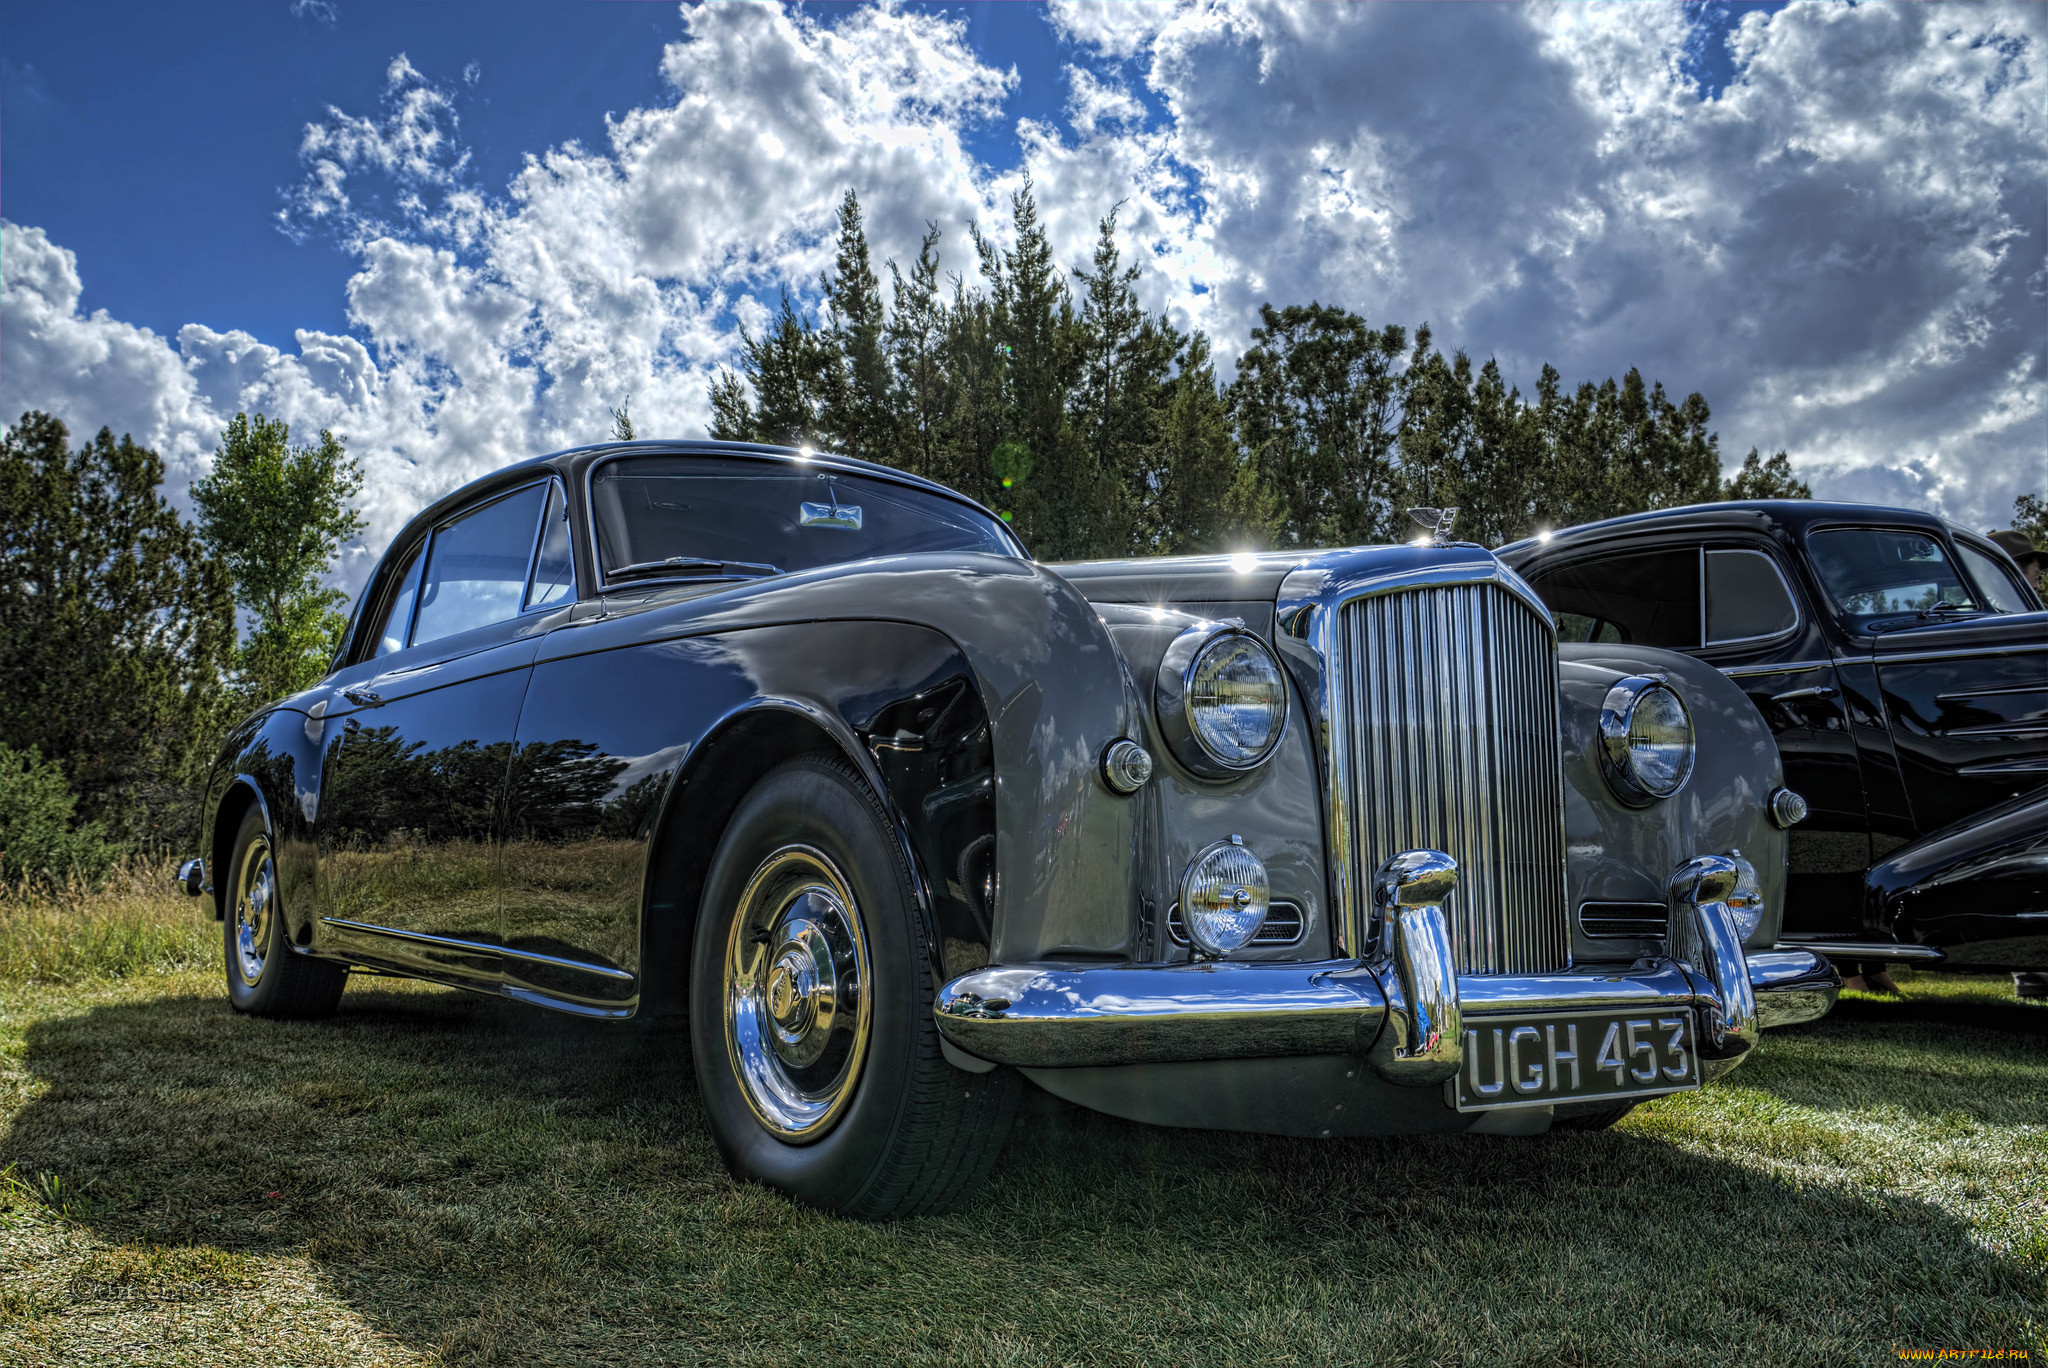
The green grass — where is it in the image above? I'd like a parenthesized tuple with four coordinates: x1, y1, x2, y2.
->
(0, 888, 2041, 1367)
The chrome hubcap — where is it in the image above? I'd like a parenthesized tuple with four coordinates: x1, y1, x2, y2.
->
(724, 845, 871, 1140)
(233, 836, 276, 987)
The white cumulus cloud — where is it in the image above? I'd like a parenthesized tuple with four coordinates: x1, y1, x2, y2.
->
(3, 0, 2041, 598)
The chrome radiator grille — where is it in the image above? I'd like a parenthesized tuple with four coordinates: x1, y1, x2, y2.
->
(1329, 582, 1569, 974)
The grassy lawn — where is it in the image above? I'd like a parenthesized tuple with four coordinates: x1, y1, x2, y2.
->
(0, 879, 2042, 1366)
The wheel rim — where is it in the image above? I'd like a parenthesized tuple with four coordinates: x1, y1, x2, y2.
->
(232, 833, 277, 987)
(724, 844, 872, 1141)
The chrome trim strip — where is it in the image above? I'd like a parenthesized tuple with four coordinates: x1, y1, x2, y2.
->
(1936, 682, 2048, 702)
(934, 958, 1709, 1069)
(1775, 937, 1947, 963)
(1747, 949, 1840, 1029)
(1958, 758, 2048, 777)
(500, 985, 634, 1020)
(1870, 642, 2048, 666)
(320, 916, 638, 982)
(1719, 660, 1831, 679)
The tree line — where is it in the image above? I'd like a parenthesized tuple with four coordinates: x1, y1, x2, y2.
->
(708, 186, 1812, 558)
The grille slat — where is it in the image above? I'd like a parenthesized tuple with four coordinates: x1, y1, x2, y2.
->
(1332, 582, 1569, 975)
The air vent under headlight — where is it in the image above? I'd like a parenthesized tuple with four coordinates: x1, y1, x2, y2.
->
(1168, 900, 1305, 948)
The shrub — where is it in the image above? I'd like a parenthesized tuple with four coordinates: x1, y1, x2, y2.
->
(0, 743, 119, 888)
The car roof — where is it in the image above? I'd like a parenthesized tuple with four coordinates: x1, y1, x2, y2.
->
(1495, 499, 1969, 563)
(392, 439, 1013, 549)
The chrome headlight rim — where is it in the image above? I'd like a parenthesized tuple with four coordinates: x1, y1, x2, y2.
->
(1155, 622, 1289, 780)
(1597, 675, 1696, 807)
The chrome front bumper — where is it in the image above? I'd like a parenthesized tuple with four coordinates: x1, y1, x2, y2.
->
(935, 854, 1838, 1077)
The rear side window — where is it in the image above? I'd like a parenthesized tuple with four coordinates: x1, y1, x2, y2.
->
(1705, 549, 1798, 644)
(1955, 542, 2030, 614)
(370, 542, 426, 658)
(411, 483, 549, 648)
(1527, 549, 1699, 649)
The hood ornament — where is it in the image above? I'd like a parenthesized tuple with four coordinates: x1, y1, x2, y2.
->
(1407, 506, 1460, 546)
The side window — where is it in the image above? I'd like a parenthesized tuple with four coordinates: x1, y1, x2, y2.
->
(411, 483, 550, 649)
(1705, 549, 1798, 645)
(1955, 542, 2031, 614)
(1555, 613, 1623, 644)
(1527, 548, 1699, 649)
(369, 542, 426, 658)
(526, 480, 575, 610)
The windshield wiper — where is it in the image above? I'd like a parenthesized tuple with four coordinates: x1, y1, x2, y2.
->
(607, 557, 782, 583)
(1915, 600, 1976, 619)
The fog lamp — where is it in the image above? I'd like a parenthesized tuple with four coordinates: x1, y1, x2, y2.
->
(1181, 836, 1269, 958)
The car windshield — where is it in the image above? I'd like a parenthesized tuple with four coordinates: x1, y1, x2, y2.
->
(588, 455, 1020, 582)
(1807, 528, 1977, 626)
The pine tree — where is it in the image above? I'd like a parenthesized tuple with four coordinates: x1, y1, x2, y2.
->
(0, 412, 235, 846)
(1723, 448, 1812, 499)
(884, 222, 953, 484)
(819, 191, 896, 465)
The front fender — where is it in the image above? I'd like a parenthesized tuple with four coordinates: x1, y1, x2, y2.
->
(1559, 645, 1787, 950)
(532, 553, 1146, 966)
(200, 701, 329, 941)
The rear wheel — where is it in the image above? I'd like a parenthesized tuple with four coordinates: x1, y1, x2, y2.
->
(222, 808, 347, 1019)
(690, 754, 1016, 1219)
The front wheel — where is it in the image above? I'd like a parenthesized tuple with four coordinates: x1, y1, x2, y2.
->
(690, 754, 1016, 1219)
(222, 808, 347, 1019)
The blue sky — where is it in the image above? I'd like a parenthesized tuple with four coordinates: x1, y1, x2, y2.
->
(3, 1, 2039, 579)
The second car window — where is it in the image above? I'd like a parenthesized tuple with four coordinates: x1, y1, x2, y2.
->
(411, 483, 549, 649)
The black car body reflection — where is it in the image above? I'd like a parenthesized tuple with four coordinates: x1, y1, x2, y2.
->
(1500, 500, 2047, 974)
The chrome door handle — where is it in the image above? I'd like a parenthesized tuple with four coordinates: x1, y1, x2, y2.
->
(341, 687, 385, 707)
(1770, 685, 1838, 704)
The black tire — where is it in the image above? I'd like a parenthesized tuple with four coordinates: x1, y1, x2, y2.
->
(1553, 1099, 1640, 1131)
(689, 753, 1017, 1219)
(222, 808, 347, 1019)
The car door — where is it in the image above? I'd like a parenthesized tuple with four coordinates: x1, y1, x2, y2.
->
(1522, 537, 1869, 934)
(1807, 524, 2048, 838)
(315, 477, 571, 987)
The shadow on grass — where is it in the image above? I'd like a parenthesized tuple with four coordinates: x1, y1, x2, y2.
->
(4, 981, 2043, 1366)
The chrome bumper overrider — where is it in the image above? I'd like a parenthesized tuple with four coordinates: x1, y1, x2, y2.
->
(934, 851, 1837, 1076)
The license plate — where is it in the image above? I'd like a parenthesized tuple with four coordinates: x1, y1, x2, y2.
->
(1449, 1008, 1700, 1112)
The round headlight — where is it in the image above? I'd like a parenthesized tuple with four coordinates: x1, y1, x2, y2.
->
(1181, 836, 1269, 958)
(1598, 677, 1695, 806)
(1156, 624, 1288, 778)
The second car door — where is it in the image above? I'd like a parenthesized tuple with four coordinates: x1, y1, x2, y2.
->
(316, 479, 564, 988)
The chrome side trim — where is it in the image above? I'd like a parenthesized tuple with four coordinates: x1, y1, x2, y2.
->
(1957, 758, 2048, 777)
(1667, 856, 1759, 1069)
(1775, 937, 1947, 963)
(500, 985, 634, 1020)
(320, 916, 638, 983)
(1936, 682, 2048, 702)
(1870, 643, 2048, 666)
(1747, 949, 1839, 1029)
(1719, 660, 1832, 678)
(1367, 851, 1463, 1085)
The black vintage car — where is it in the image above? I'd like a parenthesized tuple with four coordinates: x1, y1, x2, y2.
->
(1499, 501, 2047, 977)
(178, 443, 1834, 1217)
